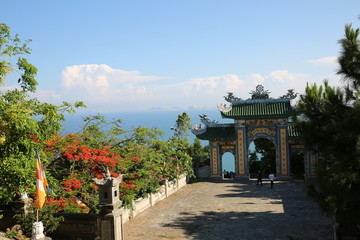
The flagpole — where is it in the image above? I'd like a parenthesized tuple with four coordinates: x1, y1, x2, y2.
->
(33, 148, 46, 240)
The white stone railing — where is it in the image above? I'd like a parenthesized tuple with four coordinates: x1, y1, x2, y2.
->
(122, 174, 187, 223)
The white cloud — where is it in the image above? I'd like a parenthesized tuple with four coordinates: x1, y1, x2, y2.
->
(225, 74, 245, 92)
(184, 76, 218, 94)
(61, 64, 169, 106)
(32, 89, 61, 102)
(0, 64, 341, 113)
(0, 86, 61, 104)
(60, 65, 254, 112)
(270, 70, 307, 83)
(248, 74, 265, 85)
(308, 56, 338, 66)
(56, 64, 340, 112)
(62, 64, 167, 88)
(0, 85, 18, 92)
(181, 74, 244, 96)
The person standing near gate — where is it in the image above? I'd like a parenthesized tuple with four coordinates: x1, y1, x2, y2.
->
(256, 171, 262, 186)
(269, 173, 275, 189)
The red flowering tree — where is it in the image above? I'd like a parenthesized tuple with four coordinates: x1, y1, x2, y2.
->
(29, 113, 194, 212)
(44, 133, 122, 212)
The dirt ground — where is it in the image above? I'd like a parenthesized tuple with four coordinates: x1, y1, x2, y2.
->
(124, 179, 333, 240)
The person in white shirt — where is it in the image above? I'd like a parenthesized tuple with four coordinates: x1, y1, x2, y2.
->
(269, 173, 275, 189)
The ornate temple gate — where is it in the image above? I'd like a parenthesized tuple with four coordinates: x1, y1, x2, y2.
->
(192, 85, 318, 179)
(199, 117, 317, 179)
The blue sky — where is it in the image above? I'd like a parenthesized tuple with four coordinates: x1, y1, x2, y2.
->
(1, 1, 360, 113)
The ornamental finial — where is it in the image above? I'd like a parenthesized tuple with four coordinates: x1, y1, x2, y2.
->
(105, 168, 111, 179)
(249, 85, 271, 99)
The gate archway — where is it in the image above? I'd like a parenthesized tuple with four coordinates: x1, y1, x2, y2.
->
(290, 151, 305, 179)
(248, 138, 276, 178)
(221, 152, 235, 178)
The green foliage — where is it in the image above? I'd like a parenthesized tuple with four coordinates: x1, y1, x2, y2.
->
(189, 138, 209, 168)
(14, 204, 64, 237)
(0, 23, 85, 205)
(173, 112, 191, 139)
(5, 225, 28, 240)
(296, 23, 360, 231)
(40, 113, 194, 210)
(250, 138, 276, 176)
(0, 89, 85, 205)
(0, 23, 198, 236)
(0, 23, 37, 92)
(250, 85, 270, 99)
(248, 150, 260, 174)
(337, 24, 360, 89)
(279, 89, 298, 99)
(224, 92, 242, 102)
(290, 152, 305, 177)
(298, 80, 360, 228)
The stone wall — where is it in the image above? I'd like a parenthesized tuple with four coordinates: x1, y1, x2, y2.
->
(122, 174, 187, 223)
(195, 166, 211, 178)
(50, 213, 99, 240)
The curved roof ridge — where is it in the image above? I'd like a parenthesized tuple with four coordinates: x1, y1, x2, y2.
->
(207, 123, 234, 128)
(230, 98, 291, 105)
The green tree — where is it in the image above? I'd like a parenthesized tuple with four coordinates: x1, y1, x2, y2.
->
(253, 138, 276, 176)
(0, 23, 37, 92)
(168, 112, 194, 178)
(172, 112, 191, 140)
(0, 23, 85, 205)
(296, 23, 360, 235)
(337, 24, 360, 89)
(290, 151, 305, 178)
(248, 150, 260, 174)
(189, 138, 209, 168)
(279, 89, 298, 99)
(224, 92, 241, 102)
(81, 114, 126, 148)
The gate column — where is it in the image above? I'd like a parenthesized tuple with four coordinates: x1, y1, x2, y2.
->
(236, 128, 247, 177)
(210, 144, 220, 177)
(278, 126, 290, 177)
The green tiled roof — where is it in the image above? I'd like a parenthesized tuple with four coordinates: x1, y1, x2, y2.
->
(220, 99, 292, 119)
(194, 122, 302, 141)
(195, 124, 236, 141)
(288, 124, 302, 138)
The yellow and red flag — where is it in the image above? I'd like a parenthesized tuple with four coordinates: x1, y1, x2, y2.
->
(35, 150, 50, 209)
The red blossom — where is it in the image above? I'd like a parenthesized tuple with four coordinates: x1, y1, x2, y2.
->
(45, 196, 55, 206)
(90, 184, 98, 191)
(63, 173, 83, 191)
(29, 132, 39, 143)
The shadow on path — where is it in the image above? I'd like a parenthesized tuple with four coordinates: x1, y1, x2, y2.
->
(162, 180, 332, 240)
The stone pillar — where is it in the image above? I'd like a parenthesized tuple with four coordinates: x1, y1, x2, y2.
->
(14, 193, 33, 215)
(94, 169, 123, 240)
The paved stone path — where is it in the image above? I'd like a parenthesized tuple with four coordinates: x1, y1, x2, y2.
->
(124, 179, 333, 240)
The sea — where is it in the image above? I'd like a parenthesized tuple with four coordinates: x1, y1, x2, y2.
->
(62, 109, 236, 171)
(62, 109, 233, 141)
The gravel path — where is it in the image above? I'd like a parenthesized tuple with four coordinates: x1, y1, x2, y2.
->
(124, 179, 333, 240)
